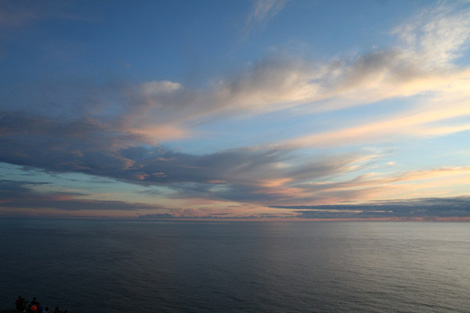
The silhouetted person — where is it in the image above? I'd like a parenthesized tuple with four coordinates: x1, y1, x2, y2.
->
(15, 296, 22, 311)
(54, 306, 61, 313)
(15, 296, 26, 311)
(31, 298, 39, 305)
(21, 298, 28, 311)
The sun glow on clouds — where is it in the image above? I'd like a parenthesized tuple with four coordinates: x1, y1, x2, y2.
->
(0, 1, 469, 219)
(127, 124, 191, 143)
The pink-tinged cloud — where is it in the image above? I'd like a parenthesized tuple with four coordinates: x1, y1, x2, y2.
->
(283, 89, 470, 148)
(234, 166, 470, 207)
(112, 5, 470, 141)
(290, 167, 470, 205)
(1, 2, 470, 220)
(127, 124, 191, 144)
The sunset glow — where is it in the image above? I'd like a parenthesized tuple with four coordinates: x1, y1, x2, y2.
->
(1, 0, 469, 219)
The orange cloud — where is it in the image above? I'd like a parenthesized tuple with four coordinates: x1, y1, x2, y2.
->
(127, 124, 191, 143)
(284, 88, 470, 148)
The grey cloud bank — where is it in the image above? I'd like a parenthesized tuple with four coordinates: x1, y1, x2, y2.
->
(274, 197, 470, 218)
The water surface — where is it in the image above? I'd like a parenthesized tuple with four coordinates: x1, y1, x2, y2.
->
(1, 219, 469, 312)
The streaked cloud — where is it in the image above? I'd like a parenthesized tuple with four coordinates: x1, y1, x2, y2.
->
(1, 1, 469, 218)
(274, 196, 470, 219)
(250, 0, 289, 23)
(283, 89, 470, 148)
(3, 3, 468, 148)
(392, 4, 470, 69)
(0, 0, 82, 29)
(0, 180, 164, 212)
(0, 1, 38, 28)
(242, 0, 290, 39)
(289, 166, 470, 204)
(127, 3, 470, 143)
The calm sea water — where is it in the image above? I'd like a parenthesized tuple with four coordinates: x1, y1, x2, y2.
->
(1, 219, 469, 313)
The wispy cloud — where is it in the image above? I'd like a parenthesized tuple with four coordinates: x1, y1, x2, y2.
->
(0, 0, 83, 29)
(0, 0, 41, 28)
(0, 180, 164, 212)
(132, 3, 470, 139)
(242, 0, 290, 39)
(1, 2, 470, 217)
(250, 0, 289, 23)
(283, 87, 470, 148)
(289, 166, 470, 205)
(392, 4, 470, 69)
(4, 3, 468, 149)
(0, 109, 381, 205)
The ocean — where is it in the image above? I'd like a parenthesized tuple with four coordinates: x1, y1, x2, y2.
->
(1, 219, 469, 313)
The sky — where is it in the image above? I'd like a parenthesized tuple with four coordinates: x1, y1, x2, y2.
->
(0, 0, 469, 220)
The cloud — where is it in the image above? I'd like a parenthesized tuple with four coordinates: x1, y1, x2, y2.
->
(234, 3, 470, 115)
(0, 0, 83, 30)
(3, 3, 469, 149)
(127, 3, 470, 138)
(283, 86, 470, 148)
(4, 176, 467, 219)
(1, 2, 470, 216)
(242, 0, 290, 39)
(250, 0, 288, 23)
(392, 4, 470, 69)
(0, 0, 43, 29)
(288, 166, 470, 204)
(0, 109, 376, 204)
(273, 196, 470, 218)
(0, 111, 141, 172)
(0, 179, 163, 211)
(138, 212, 290, 220)
(273, 4, 470, 148)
